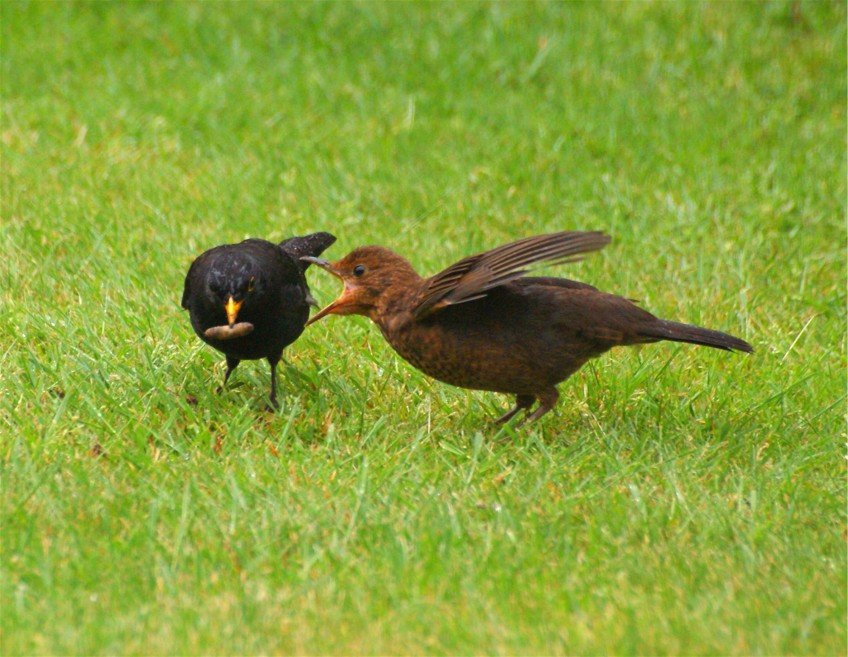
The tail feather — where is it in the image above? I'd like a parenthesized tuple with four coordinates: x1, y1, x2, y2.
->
(280, 232, 336, 269)
(640, 319, 752, 353)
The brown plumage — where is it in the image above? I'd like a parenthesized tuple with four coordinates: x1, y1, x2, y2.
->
(302, 231, 752, 424)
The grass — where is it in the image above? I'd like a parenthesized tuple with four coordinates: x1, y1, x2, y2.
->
(1, 1, 845, 654)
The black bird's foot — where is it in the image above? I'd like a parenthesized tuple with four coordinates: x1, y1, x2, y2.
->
(218, 357, 240, 395)
(266, 357, 281, 411)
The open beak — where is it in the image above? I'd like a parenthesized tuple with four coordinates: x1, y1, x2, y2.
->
(300, 256, 357, 326)
(305, 297, 347, 326)
(225, 295, 242, 327)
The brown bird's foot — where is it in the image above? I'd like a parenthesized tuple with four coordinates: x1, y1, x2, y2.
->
(494, 394, 535, 425)
(515, 388, 559, 426)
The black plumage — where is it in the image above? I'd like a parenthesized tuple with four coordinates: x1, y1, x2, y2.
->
(181, 232, 335, 407)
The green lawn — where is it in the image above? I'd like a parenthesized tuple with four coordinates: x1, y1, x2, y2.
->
(2, 2, 845, 655)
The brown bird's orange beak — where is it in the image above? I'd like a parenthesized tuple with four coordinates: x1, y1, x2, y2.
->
(301, 256, 359, 326)
(225, 295, 242, 327)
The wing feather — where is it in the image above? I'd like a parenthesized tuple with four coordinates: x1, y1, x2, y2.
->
(413, 231, 610, 318)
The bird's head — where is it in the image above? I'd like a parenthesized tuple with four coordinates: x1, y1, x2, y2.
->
(205, 259, 266, 327)
(301, 246, 420, 324)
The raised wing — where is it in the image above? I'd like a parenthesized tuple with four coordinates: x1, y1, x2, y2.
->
(412, 231, 610, 319)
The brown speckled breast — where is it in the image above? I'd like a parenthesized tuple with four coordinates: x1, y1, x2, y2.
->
(375, 284, 617, 395)
(385, 322, 540, 393)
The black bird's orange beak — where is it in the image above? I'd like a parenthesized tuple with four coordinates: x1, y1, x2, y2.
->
(301, 256, 358, 326)
(225, 295, 242, 327)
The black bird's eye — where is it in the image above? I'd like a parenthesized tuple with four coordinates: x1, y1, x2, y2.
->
(247, 277, 255, 293)
(353, 265, 365, 277)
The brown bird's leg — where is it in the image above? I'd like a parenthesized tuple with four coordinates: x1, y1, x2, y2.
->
(494, 394, 535, 425)
(267, 355, 281, 410)
(517, 388, 560, 426)
(217, 356, 240, 393)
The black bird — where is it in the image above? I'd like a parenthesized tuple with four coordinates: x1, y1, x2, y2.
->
(182, 232, 336, 407)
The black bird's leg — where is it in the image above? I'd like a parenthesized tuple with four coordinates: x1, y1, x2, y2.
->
(217, 356, 240, 393)
(517, 388, 560, 426)
(494, 394, 535, 425)
(267, 355, 281, 410)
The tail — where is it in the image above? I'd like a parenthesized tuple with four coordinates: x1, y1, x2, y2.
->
(639, 319, 753, 353)
(279, 232, 336, 270)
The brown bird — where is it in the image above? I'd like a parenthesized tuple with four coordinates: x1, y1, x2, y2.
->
(302, 231, 752, 424)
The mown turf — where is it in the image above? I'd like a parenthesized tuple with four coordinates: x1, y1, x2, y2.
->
(2, 2, 845, 655)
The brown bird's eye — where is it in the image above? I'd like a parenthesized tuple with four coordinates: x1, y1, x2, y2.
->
(353, 265, 365, 277)
(247, 277, 255, 293)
